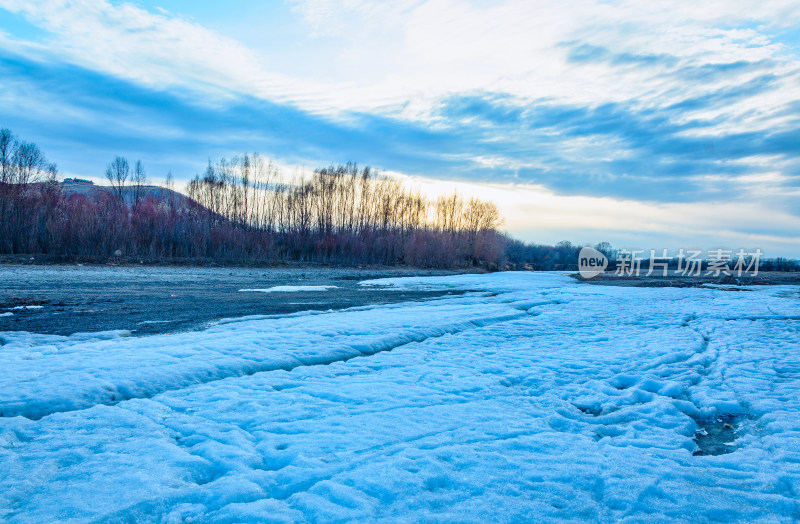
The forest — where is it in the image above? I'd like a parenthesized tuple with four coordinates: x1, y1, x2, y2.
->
(0, 128, 520, 268)
(2, 128, 796, 272)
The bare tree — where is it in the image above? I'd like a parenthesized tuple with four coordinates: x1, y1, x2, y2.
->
(1, 129, 510, 267)
(0, 128, 13, 185)
(163, 171, 176, 211)
(105, 156, 130, 202)
(131, 160, 148, 209)
(12, 141, 47, 185)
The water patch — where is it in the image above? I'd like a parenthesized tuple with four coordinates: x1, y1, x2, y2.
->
(692, 413, 748, 456)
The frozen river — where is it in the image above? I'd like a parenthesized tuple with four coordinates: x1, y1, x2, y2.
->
(1, 271, 799, 521)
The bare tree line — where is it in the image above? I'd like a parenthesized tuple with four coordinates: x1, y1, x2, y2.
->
(0, 129, 59, 254)
(184, 156, 504, 265)
(3, 129, 797, 271)
(0, 128, 506, 267)
(105, 156, 149, 209)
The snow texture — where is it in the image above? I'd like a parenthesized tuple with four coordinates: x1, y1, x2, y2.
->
(239, 286, 338, 293)
(1, 272, 799, 522)
(7, 305, 44, 310)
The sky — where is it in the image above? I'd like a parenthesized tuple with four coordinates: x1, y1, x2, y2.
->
(0, 0, 799, 255)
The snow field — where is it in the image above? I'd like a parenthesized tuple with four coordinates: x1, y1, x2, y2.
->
(1, 272, 799, 521)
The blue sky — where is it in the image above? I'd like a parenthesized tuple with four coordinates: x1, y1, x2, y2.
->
(1, 0, 799, 255)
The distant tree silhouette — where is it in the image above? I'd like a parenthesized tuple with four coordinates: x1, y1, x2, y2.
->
(0, 129, 510, 267)
(105, 156, 129, 202)
(6, 127, 789, 273)
(131, 160, 147, 209)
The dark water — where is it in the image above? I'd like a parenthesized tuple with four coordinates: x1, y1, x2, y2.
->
(693, 413, 748, 456)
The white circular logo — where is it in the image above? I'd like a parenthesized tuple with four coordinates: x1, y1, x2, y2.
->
(578, 247, 608, 278)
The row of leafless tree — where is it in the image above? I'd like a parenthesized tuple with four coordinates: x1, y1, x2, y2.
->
(0, 129, 60, 254)
(4, 129, 795, 271)
(0, 128, 507, 267)
(183, 156, 504, 265)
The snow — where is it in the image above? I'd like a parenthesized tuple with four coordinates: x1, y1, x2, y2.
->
(7, 305, 44, 310)
(239, 285, 338, 293)
(1, 272, 799, 521)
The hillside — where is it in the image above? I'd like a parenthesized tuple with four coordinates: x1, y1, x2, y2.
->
(59, 180, 194, 209)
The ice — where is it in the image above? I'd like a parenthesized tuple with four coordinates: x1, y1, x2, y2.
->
(1, 272, 799, 521)
(7, 305, 44, 310)
(239, 286, 338, 293)
(0, 292, 525, 420)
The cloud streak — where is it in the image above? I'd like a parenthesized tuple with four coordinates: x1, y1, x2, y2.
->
(0, 0, 799, 252)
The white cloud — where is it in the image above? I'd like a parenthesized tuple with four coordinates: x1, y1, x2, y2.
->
(396, 172, 800, 255)
(4, 0, 799, 117)
(288, 0, 800, 113)
(2, 0, 800, 253)
(0, 0, 317, 105)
